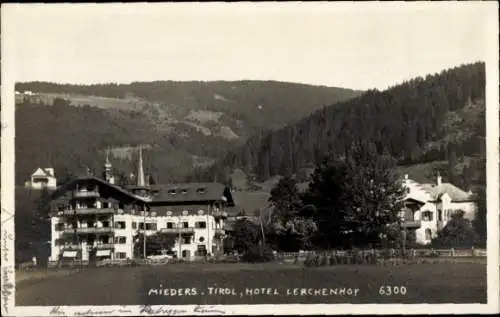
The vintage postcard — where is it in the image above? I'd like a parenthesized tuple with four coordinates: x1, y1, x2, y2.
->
(1, 2, 499, 316)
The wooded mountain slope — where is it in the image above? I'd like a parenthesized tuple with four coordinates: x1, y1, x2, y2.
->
(15, 81, 360, 184)
(191, 62, 486, 187)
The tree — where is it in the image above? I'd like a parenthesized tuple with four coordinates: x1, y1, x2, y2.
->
(473, 188, 487, 246)
(304, 141, 405, 249)
(432, 210, 479, 248)
(133, 233, 176, 258)
(229, 218, 261, 254)
(268, 176, 317, 251)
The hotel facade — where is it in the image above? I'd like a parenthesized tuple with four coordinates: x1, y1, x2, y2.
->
(49, 149, 234, 262)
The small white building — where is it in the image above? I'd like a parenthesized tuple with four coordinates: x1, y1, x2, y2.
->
(25, 167, 58, 190)
(401, 174, 477, 245)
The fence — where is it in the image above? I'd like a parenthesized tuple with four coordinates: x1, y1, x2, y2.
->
(36, 248, 486, 270)
(277, 248, 487, 260)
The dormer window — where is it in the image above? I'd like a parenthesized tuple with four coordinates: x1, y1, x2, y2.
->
(180, 189, 188, 195)
(168, 189, 176, 195)
(197, 188, 206, 194)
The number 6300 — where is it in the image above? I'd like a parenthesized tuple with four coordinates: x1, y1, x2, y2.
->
(379, 286, 407, 296)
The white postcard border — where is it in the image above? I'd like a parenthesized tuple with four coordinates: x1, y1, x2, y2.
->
(1, 2, 499, 316)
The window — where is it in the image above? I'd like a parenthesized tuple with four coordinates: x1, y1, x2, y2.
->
(114, 236, 126, 244)
(199, 237, 205, 242)
(168, 189, 176, 195)
(181, 189, 188, 195)
(138, 222, 144, 230)
(114, 221, 126, 229)
(167, 222, 174, 229)
(132, 222, 137, 229)
(438, 210, 443, 221)
(182, 250, 190, 258)
(406, 187, 410, 194)
(102, 221, 110, 228)
(55, 223, 64, 231)
(421, 211, 433, 222)
(425, 229, 432, 241)
(115, 252, 127, 259)
(182, 236, 191, 244)
(145, 223, 157, 231)
(197, 188, 206, 195)
(195, 221, 207, 229)
(183, 222, 189, 228)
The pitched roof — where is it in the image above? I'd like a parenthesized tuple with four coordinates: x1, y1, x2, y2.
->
(420, 182, 474, 202)
(149, 182, 234, 206)
(51, 175, 150, 203)
(32, 167, 55, 178)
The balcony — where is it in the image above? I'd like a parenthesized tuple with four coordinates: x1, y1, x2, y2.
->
(63, 227, 114, 234)
(62, 208, 115, 216)
(61, 244, 82, 250)
(213, 211, 228, 219)
(159, 227, 195, 234)
(94, 243, 114, 249)
(73, 190, 100, 198)
(401, 220, 421, 229)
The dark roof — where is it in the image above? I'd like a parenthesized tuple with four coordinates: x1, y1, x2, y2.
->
(51, 176, 150, 203)
(149, 182, 234, 206)
(52, 178, 234, 206)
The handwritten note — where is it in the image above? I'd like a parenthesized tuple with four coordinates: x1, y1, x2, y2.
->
(47, 305, 226, 316)
(1, 229, 15, 316)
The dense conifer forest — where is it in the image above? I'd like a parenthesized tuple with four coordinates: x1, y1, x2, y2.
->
(190, 62, 486, 188)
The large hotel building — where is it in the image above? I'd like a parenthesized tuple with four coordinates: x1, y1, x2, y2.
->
(49, 148, 234, 262)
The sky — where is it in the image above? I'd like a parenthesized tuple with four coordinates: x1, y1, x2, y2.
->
(2, 2, 497, 90)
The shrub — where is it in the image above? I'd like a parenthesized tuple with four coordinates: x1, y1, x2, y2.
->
(242, 245, 274, 263)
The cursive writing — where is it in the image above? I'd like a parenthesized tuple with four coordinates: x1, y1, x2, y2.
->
(49, 305, 133, 316)
(49, 306, 67, 316)
(139, 305, 188, 315)
(1, 207, 15, 226)
(1, 229, 14, 315)
(193, 305, 226, 315)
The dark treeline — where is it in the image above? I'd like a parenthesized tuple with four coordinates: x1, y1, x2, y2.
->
(190, 62, 486, 183)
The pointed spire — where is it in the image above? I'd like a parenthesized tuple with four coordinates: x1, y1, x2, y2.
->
(104, 146, 115, 184)
(105, 146, 111, 167)
(137, 145, 145, 187)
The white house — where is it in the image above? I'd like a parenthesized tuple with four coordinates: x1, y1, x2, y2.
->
(401, 174, 477, 245)
(25, 167, 58, 190)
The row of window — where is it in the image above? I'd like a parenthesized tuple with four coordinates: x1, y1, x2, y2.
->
(55, 220, 212, 231)
(127, 221, 208, 230)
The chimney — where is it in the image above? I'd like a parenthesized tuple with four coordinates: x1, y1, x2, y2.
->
(404, 174, 408, 180)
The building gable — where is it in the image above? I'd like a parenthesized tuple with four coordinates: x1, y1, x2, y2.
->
(32, 167, 49, 177)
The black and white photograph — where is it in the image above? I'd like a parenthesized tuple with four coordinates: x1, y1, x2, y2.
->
(1, 2, 499, 316)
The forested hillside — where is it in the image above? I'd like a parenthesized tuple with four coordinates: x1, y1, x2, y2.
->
(16, 80, 360, 139)
(191, 62, 486, 189)
(15, 81, 360, 185)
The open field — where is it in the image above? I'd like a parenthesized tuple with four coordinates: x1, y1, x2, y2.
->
(16, 262, 486, 305)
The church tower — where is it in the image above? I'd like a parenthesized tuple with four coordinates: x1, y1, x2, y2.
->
(137, 145, 145, 187)
(128, 145, 151, 200)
